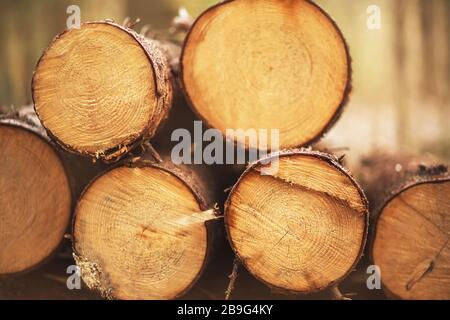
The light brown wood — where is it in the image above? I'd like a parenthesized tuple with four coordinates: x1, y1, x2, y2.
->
(360, 153, 450, 300)
(32, 21, 173, 162)
(182, 0, 350, 149)
(225, 150, 368, 294)
(372, 181, 450, 300)
(0, 121, 71, 275)
(73, 163, 218, 300)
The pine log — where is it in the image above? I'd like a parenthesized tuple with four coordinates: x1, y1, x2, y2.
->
(72, 156, 222, 300)
(0, 115, 72, 276)
(224, 149, 368, 294)
(32, 21, 176, 162)
(181, 0, 351, 149)
(359, 152, 450, 300)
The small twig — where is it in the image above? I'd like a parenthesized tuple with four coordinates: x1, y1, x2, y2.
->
(123, 17, 141, 29)
(103, 145, 129, 163)
(329, 285, 352, 300)
(130, 155, 142, 165)
(170, 7, 194, 34)
(140, 24, 151, 37)
(225, 257, 241, 300)
(143, 142, 162, 163)
(43, 274, 67, 284)
(223, 186, 233, 193)
(129, 18, 141, 29)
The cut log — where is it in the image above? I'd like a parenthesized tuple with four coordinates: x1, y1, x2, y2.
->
(181, 0, 351, 149)
(0, 117, 72, 276)
(224, 149, 368, 294)
(72, 157, 221, 299)
(359, 152, 450, 300)
(32, 21, 174, 162)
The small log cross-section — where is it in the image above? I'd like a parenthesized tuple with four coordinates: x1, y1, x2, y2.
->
(224, 149, 368, 294)
(181, 0, 351, 149)
(32, 21, 173, 162)
(360, 153, 450, 300)
(72, 159, 220, 300)
(0, 118, 72, 276)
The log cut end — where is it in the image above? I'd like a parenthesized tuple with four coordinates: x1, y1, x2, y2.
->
(182, 0, 350, 149)
(32, 22, 172, 161)
(372, 178, 450, 299)
(0, 123, 71, 275)
(225, 151, 367, 293)
(73, 165, 213, 299)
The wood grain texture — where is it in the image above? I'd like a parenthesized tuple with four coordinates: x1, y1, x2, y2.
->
(72, 159, 220, 299)
(0, 118, 71, 276)
(32, 21, 173, 162)
(181, 0, 351, 149)
(224, 149, 368, 294)
(361, 153, 450, 299)
(373, 181, 450, 299)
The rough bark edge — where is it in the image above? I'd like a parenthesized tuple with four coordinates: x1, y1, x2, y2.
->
(369, 169, 450, 300)
(180, 0, 352, 150)
(72, 252, 115, 300)
(0, 116, 73, 278)
(31, 21, 174, 163)
(223, 148, 369, 295)
(71, 156, 221, 300)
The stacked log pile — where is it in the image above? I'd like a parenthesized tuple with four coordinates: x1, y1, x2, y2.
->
(1, 0, 448, 300)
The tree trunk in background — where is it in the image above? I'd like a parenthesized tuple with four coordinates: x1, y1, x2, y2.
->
(394, 0, 449, 154)
(394, 0, 408, 150)
(1, 0, 449, 162)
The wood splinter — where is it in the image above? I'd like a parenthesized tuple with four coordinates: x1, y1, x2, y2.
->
(73, 159, 220, 299)
(224, 149, 369, 295)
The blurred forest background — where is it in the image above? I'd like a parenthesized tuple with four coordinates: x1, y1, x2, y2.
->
(0, 0, 449, 163)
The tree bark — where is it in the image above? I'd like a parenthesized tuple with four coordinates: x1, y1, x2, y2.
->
(224, 148, 369, 295)
(72, 154, 223, 300)
(181, 0, 351, 150)
(357, 152, 450, 299)
(32, 21, 176, 163)
(0, 106, 107, 277)
(0, 109, 72, 276)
